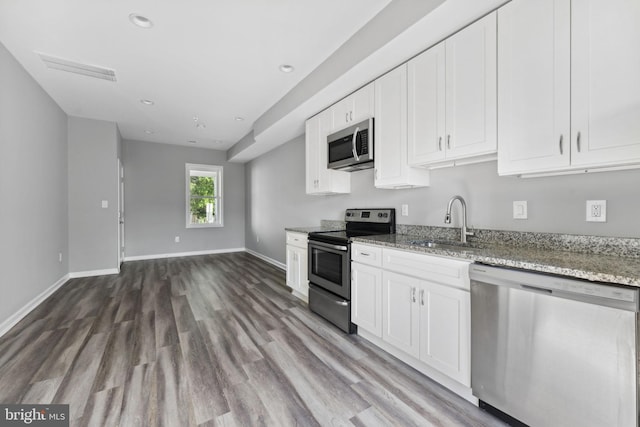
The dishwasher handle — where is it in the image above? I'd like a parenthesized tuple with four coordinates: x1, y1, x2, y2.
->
(520, 284, 553, 294)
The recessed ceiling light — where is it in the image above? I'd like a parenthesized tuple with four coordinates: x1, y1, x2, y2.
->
(213, 140, 223, 144)
(144, 129, 154, 134)
(129, 13, 153, 29)
(196, 123, 206, 129)
(279, 64, 295, 73)
(140, 99, 154, 106)
(234, 116, 244, 122)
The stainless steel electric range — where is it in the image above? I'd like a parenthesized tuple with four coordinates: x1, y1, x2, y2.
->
(307, 208, 395, 333)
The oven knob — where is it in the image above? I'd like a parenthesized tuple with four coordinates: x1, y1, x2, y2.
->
(378, 213, 383, 217)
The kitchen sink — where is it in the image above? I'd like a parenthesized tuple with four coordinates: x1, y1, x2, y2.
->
(407, 239, 486, 251)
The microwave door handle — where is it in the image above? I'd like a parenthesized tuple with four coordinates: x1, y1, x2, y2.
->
(351, 127, 361, 161)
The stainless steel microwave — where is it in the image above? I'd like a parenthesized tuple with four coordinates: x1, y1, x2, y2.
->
(327, 117, 373, 172)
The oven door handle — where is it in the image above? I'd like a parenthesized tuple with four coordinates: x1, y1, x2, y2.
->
(335, 300, 349, 306)
(309, 240, 348, 252)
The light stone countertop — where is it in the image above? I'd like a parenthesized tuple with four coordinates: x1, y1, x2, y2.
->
(352, 233, 640, 287)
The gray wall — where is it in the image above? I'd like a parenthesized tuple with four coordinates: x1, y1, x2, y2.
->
(68, 117, 120, 273)
(246, 135, 640, 264)
(123, 140, 245, 257)
(0, 42, 68, 324)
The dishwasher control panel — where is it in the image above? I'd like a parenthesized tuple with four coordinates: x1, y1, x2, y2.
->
(470, 264, 638, 310)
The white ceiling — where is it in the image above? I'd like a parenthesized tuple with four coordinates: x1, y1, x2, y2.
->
(0, 0, 391, 150)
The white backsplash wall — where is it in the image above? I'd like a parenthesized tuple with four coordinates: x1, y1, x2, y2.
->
(246, 134, 640, 265)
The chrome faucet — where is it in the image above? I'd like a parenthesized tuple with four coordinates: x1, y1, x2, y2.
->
(444, 195, 474, 243)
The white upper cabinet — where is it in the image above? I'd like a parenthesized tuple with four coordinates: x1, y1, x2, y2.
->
(497, 0, 571, 175)
(498, 0, 640, 176)
(374, 65, 431, 189)
(305, 109, 350, 195)
(332, 83, 375, 129)
(570, 0, 640, 167)
(408, 12, 497, 168)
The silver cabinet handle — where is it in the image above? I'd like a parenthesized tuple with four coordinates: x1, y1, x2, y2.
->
(577, 131, 581, 152)
(411, 287, 416, 303)
(420, 289, 425, 306)
(351, 127, 361, 161)
(438, 136, 442, 151)
(559, 135, 564, 155)
(360, 252, 371, 257)
(447, 134, 451, 149)
(350, 111, 353, 121)
(345, 112, 348, 123)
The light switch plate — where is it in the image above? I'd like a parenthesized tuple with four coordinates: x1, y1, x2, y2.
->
(586, 200, 607, 222)
(513, 201, 528, 219)
(401, 204, 409, 216)
(101, 200, 108, 208)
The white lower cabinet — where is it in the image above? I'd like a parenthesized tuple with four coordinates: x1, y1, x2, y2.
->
(285, 232, 308, 300)
(351, 263, 383, 338)
(352, 243, 473, 401)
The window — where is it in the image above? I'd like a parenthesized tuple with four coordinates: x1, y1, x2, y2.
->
(186, 163, 223, 228)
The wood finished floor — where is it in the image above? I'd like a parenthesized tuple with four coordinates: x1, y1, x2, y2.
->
(0, 252, 507, 427)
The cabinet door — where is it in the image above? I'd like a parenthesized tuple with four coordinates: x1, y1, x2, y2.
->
(445, 12, 497, 160)
(497, 0, 571, 175)
(418, 282, 470, 386)
(304, 115, 320, 194)
(332, 96, 353, 129)
(374, 66, 408, 186)
(408, 42, 446, 165)
(286, 245, 308, 298)
(351, 83, 375, 123)
(382, 271, 419, 358)
(286, 245, 300, 290)
(305, 110, 350, 195)
(571, 0, 640, 167)
(351, 263, 383, 337)
(298, 246, 308, 298)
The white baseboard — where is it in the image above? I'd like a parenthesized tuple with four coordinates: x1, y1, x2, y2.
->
(245, 249, 286, 270)
(68, 268, 120, 278)
(0, 273, 70, 338)
(123, 247, 246, 262)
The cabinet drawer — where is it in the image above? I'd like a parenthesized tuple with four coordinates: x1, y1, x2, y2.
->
(382, 248, 470, 290)
(286, 232, 307, 249)
(352, 243, 382, 267)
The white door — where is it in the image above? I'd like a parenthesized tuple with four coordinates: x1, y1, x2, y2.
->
(497, 0, 571, 175)
(332, 95, 354, 129)
(305, 115, 320, 194)
(570, 0, 640, 167)
(418, 282, 470, 386)
(445, 12, 497, 160)
(374, 65, 408, 186)
(286, 245, 300, 291)
(408, 42, 446, 165)
(351, 83, 375, 123)
(382, 271, 419, 358)
(351, 263, 383, 337)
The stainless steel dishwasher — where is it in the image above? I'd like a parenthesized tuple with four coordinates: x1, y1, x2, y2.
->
(470, 264, 639, 427)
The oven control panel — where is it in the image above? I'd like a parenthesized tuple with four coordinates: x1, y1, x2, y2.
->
(345, 208, 395, 223)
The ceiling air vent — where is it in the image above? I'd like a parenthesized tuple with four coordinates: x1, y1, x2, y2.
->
(37, 53, 117, 82)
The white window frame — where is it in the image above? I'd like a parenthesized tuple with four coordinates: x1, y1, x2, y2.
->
(185, 163, 223, 228)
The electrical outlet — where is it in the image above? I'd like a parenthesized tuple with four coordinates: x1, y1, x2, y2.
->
(58, 252, 63, 263)
(401, 204, 409, 216)
(101, 200, 108, 208)
(513, 201, 528, 219)
(586, 200, 607, 222)
(174, 236, 180, 243)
